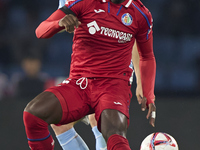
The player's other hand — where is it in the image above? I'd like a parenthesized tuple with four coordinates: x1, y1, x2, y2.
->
(147, 102, 156, 127)
(139, 97, 156, 127)
(136, 83, 143, 105)
(59, 14, 81, 33)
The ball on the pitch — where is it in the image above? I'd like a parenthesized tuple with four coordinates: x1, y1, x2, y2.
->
(140, 132, 179, 150)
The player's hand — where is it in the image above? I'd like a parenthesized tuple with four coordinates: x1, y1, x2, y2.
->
(146, 103, 156, 127)
(139, 97, 156, 127)
(136, 83, 143, 105)
(59, 14, 81, 33)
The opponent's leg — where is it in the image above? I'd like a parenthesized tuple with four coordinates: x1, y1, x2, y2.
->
(89, 114, 107, 150)
(101, 109, 131, 150)
(51, 123, 89, 150)
(23, 92, 63, 150)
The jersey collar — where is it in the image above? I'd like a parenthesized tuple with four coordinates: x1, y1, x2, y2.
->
(101, 0, 132, 8)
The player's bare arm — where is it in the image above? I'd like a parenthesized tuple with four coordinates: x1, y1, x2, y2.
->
(132, 41, 143, 105)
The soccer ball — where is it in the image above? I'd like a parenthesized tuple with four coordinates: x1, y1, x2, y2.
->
(140, 132, 179, 150)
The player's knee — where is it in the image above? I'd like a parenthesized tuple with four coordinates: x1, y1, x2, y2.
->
(23, 111, 41, 129)
(101, 118, 127, 141)
(24, 99, 51, 124)
(89, 114, 97, 128)
(24, 92, 62, 124)
(23, 111, 52, 147)
(51, 123, 74, 136)
(23, 111, 48, 135)
(24, 97, 44, 119)
(102, 126, 127, 142)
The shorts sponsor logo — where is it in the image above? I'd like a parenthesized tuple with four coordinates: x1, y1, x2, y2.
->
(114, 102, 122, 105)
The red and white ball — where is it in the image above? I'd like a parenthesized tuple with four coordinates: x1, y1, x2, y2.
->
(140, 132, 179, 150)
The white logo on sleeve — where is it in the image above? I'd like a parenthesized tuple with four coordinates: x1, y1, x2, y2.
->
(87, 21, 100, 34)
(114, 102, 122, 105)
(94, 9, 105, 13)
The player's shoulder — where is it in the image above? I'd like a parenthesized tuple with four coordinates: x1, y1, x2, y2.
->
(65, 0, 95, 9)
(65, 0, 93, 5)
(67, 0, 96, 3)
(131, 0, 152, 18)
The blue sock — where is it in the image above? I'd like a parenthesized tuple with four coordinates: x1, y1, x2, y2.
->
(56, 127, 89, 150)
(92, 126, 107, 150)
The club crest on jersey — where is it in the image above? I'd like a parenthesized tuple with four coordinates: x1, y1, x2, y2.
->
(121, 13, 132, 26)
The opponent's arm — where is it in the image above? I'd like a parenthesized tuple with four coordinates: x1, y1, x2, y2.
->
(35, 6, 80, 38)
(132, 41, 143, 105)
(58, 0, 66, 9)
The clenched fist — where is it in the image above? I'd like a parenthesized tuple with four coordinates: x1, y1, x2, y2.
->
(59, 14, 81, 33)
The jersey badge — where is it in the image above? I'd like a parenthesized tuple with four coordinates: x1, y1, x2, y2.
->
(121, 13, 133, 26)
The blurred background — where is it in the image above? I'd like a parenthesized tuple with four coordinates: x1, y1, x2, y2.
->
(0, 0, 199, 149)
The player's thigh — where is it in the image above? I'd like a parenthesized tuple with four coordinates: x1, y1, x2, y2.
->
(94, 78, 132, 131)
(46, 79, 91, 125)
(24, 91, 62, 124)
(101, 109, 128, 141)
